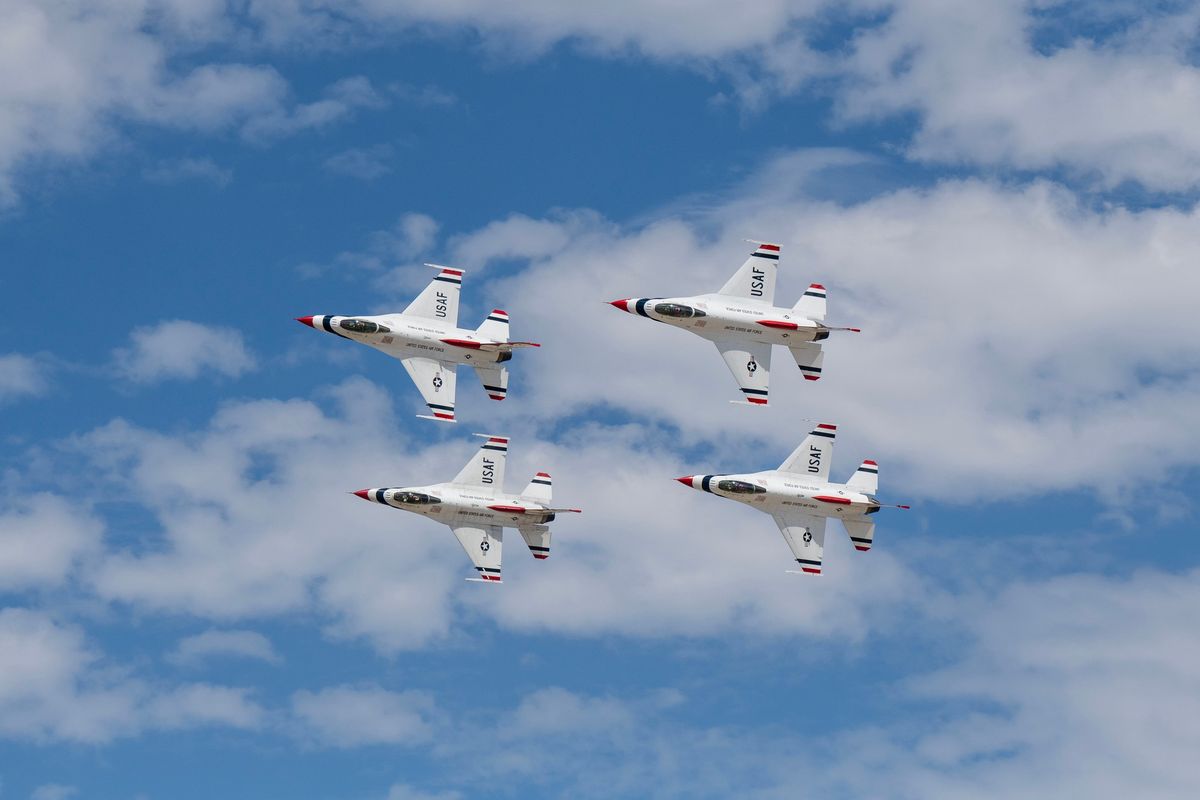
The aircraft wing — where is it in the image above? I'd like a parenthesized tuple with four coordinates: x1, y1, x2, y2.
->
(775, 513, 827, 575)
(714, 339, 772, 405)
(400, 357, 457, 421)
(450, 523, 503, 582)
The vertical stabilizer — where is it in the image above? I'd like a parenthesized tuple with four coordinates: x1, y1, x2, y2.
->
(792, 283, 826, 322)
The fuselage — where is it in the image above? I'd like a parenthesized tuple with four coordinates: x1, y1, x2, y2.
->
(302, 314, 511, 366)
(355, 483, 559, 528)
(614, 294, 829, 347)
(680, 470, 880, 521)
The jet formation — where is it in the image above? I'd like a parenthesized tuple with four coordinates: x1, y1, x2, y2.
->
(301, 241, 904, 580)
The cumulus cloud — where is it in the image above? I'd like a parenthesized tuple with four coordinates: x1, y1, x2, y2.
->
(0, 2, 382, 205)
(0, 608, 264, 743)
(290, 684, 437, 747)
(0, 353, 48, 402)
(376, 571, 1200, 798)
(113, 320, 257, 383)
(6, 1, 1200, 202)
(0, 494, 101, 591)
(167, 629, 282, 667)
(464, 155, 1200, 501)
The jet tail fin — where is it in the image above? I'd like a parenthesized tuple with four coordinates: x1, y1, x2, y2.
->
(845, 459, 878, 494)
(521, 472, 553, 505)
(792, 283, 827, 322)
(476, 309, 510, 343)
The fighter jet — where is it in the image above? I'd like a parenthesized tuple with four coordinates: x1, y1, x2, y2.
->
(296, 265, 538, 422)
(608, 241, 858, 406)
(352, 435, 581, 583)
(676, 423, 908, 575)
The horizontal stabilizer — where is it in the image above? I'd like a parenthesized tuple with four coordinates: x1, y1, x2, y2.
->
(842, 518, 876, 552)
(789, 342, 824, 382)
(519, 524, 552, 560)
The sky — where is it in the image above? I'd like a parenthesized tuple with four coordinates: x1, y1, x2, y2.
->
(2, 1, 1200, 798)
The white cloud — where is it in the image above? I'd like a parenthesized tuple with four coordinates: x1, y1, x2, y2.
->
(324, 144, 395, 180)
(461, 155, 1200, 501)
(0, 353, 48, 402)
(384, 785, 462, 800)
(5, 2, 1200, 199)
(30, 785, 77, 800)
(142, 156, 232, 186)
(290, 684, 437, 747)
(0, 608, 263, 744)
(0, 494, 101, 591)
(167, 629, 282, 666)
(0, 2, 383, 205)
(379, 570, 1200, 798)
(830, 1, 1200, 190)
(113, 320, 257, 383)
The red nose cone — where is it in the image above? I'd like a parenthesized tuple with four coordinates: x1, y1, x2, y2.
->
(608, 299, 631, 313)
(352, 489, 370, 500)
(296, 316, 315, 328)
(675, 476, 694, 487)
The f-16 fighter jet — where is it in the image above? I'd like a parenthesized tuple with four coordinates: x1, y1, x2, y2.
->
(352, 435, 581, 583)
(608, 241, 858, 406)
(676, 423, 908, 575)
(296, 265, 538, 422)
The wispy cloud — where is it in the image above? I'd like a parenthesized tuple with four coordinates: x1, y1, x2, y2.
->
(112, 320, 257, 384)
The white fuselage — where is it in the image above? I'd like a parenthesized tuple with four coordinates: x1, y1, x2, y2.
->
(622, 294, 828, 347)
(308, 314, 510, 366)
(361, 483, 558, 528)
(686, 470, 880, 522)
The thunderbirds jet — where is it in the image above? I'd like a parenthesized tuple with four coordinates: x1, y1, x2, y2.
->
(296, 265, 538, 422)
(608, 242, 858, 406)
(676, 423, 908, 575)
(352, 435, 581, 583)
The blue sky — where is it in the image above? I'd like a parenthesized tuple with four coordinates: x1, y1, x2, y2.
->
(3, 2, 1200, 799)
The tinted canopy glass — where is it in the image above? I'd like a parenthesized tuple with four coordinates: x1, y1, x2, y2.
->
(716, 479, 765, 494)
(339, 318, 390, 334)
(653, 302, 705, 318)
(393, 491, 440, 505)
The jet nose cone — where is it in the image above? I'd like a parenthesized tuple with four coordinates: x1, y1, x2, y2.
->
(675, 476, 695, 488)
(352, 489, 370, 500)
(608, 299, 632, 313)
(296, 316, 316, 328)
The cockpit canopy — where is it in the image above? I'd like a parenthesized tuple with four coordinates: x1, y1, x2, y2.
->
(339, 318, 390, 334)
(716, 479, 765, 494)
(392, 491, 440, 505)
(653, 302, 706, 319)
